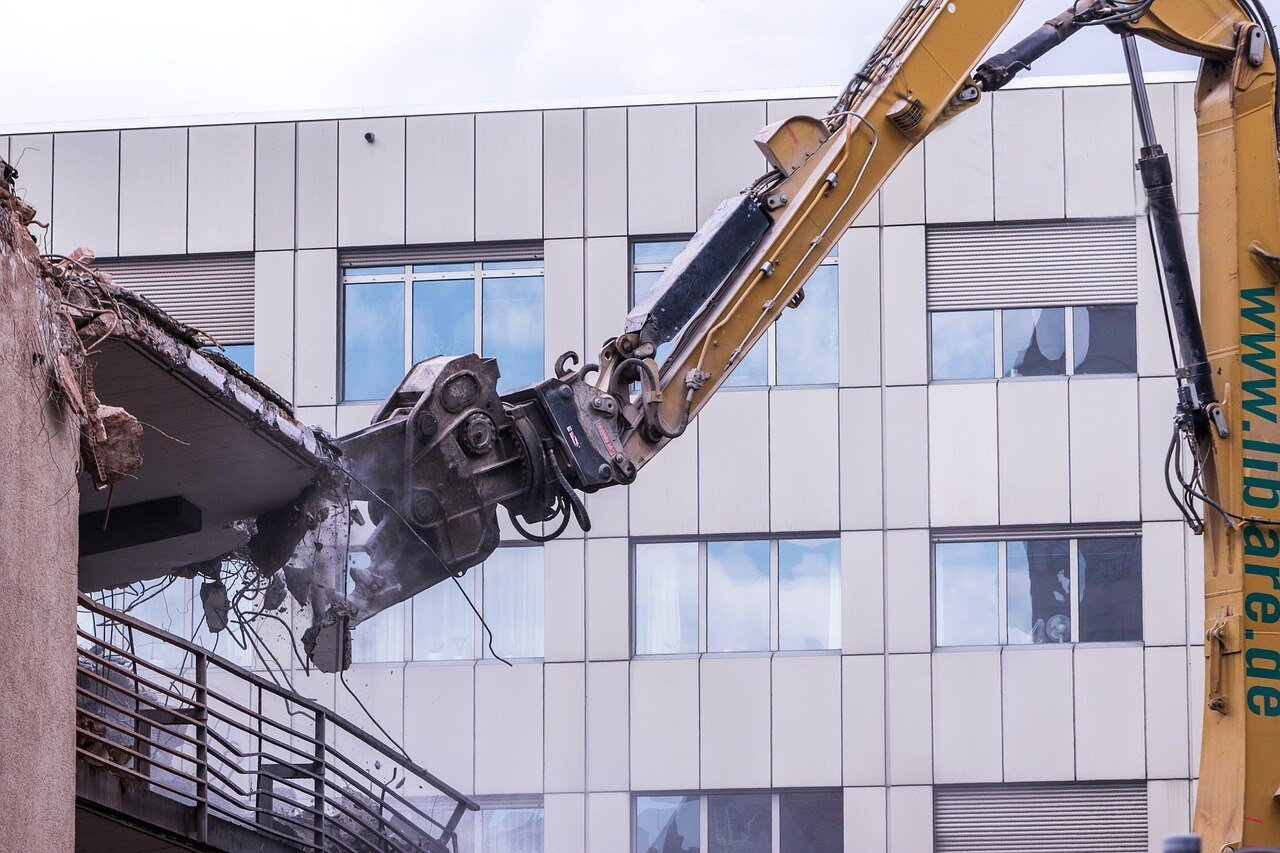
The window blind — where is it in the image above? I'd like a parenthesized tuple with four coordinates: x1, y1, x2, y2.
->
(95, 253, 255, 345)
(934, 781, 1148, 852)
(927, 220, 1139, 310)
(340, 242, 543, 268)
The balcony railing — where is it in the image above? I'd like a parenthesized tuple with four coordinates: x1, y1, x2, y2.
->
(75, 592, 477, 852)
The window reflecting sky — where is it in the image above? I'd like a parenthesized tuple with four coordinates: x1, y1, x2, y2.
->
(344, 281, 405, 401)
(779, 538, 840, 651)
(931, 310, 995, 380)
(635, 542, 699, 655)
(483, 275, 544, 393)
(707, 539, 770, 652)
(935, 541, 1000, 646)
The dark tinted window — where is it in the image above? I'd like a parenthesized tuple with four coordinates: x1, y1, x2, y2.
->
(1077, 536, 1143, 642)
(708, 793, 770, 853)
(780, 791, 843, 853)
(1072, 304, 1138, 374)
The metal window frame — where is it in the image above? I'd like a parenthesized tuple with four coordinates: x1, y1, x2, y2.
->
(930, 528, 1144, 650)
(631, 788, 843, 853)
(927, 302, 1139, 383)
(630, 533, 841, 658)
(629, 238, 839, 388)
(340, 259, 545, 403)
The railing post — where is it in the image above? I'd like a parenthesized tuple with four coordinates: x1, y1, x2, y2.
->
(313, 712, 325, 850)
(194, 652, 208, 844)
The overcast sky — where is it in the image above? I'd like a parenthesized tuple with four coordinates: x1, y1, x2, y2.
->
(4, 1, 1199, 129)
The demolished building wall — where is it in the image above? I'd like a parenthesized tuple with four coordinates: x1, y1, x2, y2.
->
(0, 166, 79, 853)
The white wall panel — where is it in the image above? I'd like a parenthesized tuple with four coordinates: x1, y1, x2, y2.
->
(476, 111, 542, 241)
(338, 117, 405, 247)
(843, 655, 886, 786)
(586, 484, 629, 540)
(1175, 82, 1199, 213)
(11, 134, 53, 240)
(628, 105, 696, 235)
(765, 98, 830, 124)
(701, 656, 771, 789)
(334, 667, 402, 758)
(586, 661, 629, 791)
(254, 123, 295, 251)
(841, 389, 884, 531)
(1143, 521, 1189, 647)
(1148, 779, 1191, 851)
(773, 655, 842, 787)
(1003, 647, 1074, 781)
(119, 128, 187, 255)
(585, 108, 627, 237)
(474, 663, 543, 794)
(1070, 377, 1140, 522)
(545, 538, 586, 662)
(188, 124, 255, 253)
(296, 121, 338, 249)
(881, 145, 925, 226)
(254, 250, 295, 401)
(545, 662, 586, 792)
(698, 390, 770, 533)
(335, 402, 379, 437)
(1139, 378, 1182, 522)
(998, 380, 1071, 525)
(585, 537, 629, 661)
(928, 382, 998, 526)
(586, 792, 630, 853)
(295, 406, 336, 435)
(1137, 221, 1178, 378)
(1145, 646, 1191, 780)
(544, 109, 585, 239)
(881, 226, 927, 387)
(695, 100, 765, 222)
(544, 238, 586, 379)
(406, 114, 475, 244)
(840, 227, 882, 389)
(294, 249, 338, 406)
(545, 793, 587, 853)
(584, 237, 628, 361)
(51, 131, 118, 257)
(888, 786, 933, 853)
(1076, 646, 1146, 779)
(924, 96, 994, 223)
(883, 386, 930, 529)
(771, 387, 840, 531)
(843, 530, 885, 656)
(845, 787, 888, 853)
(886, 654, 932, 785)
(1188, 644, 1204, 774)
(1186, 525, 1206, 648)
(932, 650, 1002, 784)
(630, 658, 699, 790)
(403, 664, 474, 794)
(885, 530, 931, 655)
(630, 421, 698, 536)
(1065, 85, 1134, 218)
(993, 88, 1065, 221)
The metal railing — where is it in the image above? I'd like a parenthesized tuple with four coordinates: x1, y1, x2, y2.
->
(75, 593, 477, 852)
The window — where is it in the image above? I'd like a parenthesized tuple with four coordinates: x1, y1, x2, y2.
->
(342, 258, 545, 401)
(635, 791, 842, 853)
(83, 570, 254, 669)
(929, 304, 1136, 381)
(631, 240, 839, 387)
(633, 537, 840, 655)
(349, 545, 544, 664)
(446, 802, 545, 853)
(933, 534, 1142, 647)
(220, 344, 254, 374)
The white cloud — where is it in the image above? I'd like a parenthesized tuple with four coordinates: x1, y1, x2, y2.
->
(2, 0, 1195, 127)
